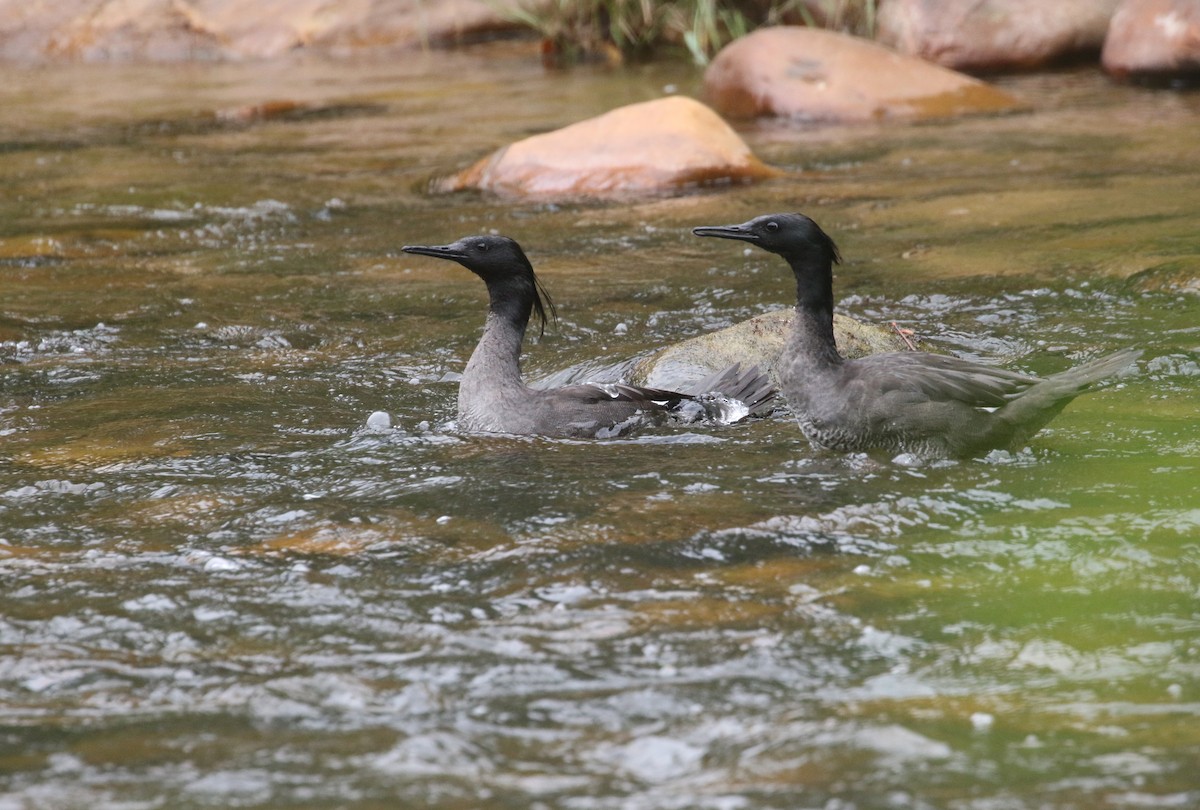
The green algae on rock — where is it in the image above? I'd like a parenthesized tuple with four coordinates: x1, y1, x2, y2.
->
(632, 309, 915, 390)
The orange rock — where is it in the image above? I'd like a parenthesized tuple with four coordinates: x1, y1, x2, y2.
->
(314, 0, 524, 55)
(704, 27, 1021, 123)
(877, 0, 1121, 72)
(435, 95, 780, 199)
(38, 0, 223, 62)
(1102, 0, 1200, 83)
(0, 0, 525, 63)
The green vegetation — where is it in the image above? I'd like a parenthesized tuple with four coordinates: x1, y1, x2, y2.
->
(499, 0, 877, 65)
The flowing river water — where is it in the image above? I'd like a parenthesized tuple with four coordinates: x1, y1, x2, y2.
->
(1, 44, 1199, 809)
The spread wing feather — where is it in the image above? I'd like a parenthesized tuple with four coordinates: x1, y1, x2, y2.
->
(851, 352, 1039, 408)
(552, 382, 687, 409)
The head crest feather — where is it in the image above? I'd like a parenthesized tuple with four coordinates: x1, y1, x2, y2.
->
(510, 245, 557, 337)
(531, 270, 558, 337)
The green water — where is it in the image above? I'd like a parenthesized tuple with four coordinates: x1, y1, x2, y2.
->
(1, 46, 1199, 809)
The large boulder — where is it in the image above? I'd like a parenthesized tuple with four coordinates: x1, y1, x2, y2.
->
(876, 0, 1121, 72)
(703, 26, 1020, 123)
(16, 0, 223, 62)
(0, 0, 523, 62)
(632, 309, 915, 390)
(435, 95, 780, 200)
(1102, 0, 1200, 83)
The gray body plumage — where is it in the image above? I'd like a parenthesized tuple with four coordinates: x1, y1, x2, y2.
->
(694, 213, 1141, 459)
(403, 235, 774, 439)
(782, 334, 1140, 458)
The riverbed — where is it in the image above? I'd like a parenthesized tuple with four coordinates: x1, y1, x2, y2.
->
(2, 43, 1199, 808)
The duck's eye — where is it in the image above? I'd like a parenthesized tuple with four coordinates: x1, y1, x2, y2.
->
(765, 221, 779, 233)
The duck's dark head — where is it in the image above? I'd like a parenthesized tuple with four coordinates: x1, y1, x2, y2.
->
(402, 235, 557, 335)
(694, 213, 842, 326)
(692, 213, 841, 267)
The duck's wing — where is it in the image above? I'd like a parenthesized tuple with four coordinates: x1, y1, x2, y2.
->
(550, 382, 689, 410)
(851, 352, 1039, 408)
(689, 362, 777, 414)
(553, 363, 777, 414)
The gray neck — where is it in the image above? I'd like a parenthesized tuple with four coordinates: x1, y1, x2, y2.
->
(782, 253, 843, 376)
(784, 301, 842, 378)
(460, 310, 528, 409)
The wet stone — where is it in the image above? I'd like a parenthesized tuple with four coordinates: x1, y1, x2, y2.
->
(434, 96, 780, 200)
(877, 0, 1121, 72)
(1125, 258, 1200, 295)
(1103, 0, 1200, 84)
(703, 26, 1022, 123)
(633, 309, 917, 390)
(0, 0, 528, 62)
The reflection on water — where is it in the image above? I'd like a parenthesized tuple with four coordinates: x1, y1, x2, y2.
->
(2, 49, 1199, 808)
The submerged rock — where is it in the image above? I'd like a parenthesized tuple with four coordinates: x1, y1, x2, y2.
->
(632, 309, 915, 390)
(703, 27, 1021, 123)
(1102, 0, 1200, 84)
(1126, 258, 1200, 295)
(435, 96, 780, 200)
(877, 0, 1121, 72)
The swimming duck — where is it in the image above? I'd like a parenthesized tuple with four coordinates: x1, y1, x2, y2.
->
(403, 234, 774, 438)
(693, 213, 1140, 458)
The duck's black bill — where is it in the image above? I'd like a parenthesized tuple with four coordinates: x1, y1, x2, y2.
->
(692, 225, 757, 242)
(401, 244, 466, 261)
